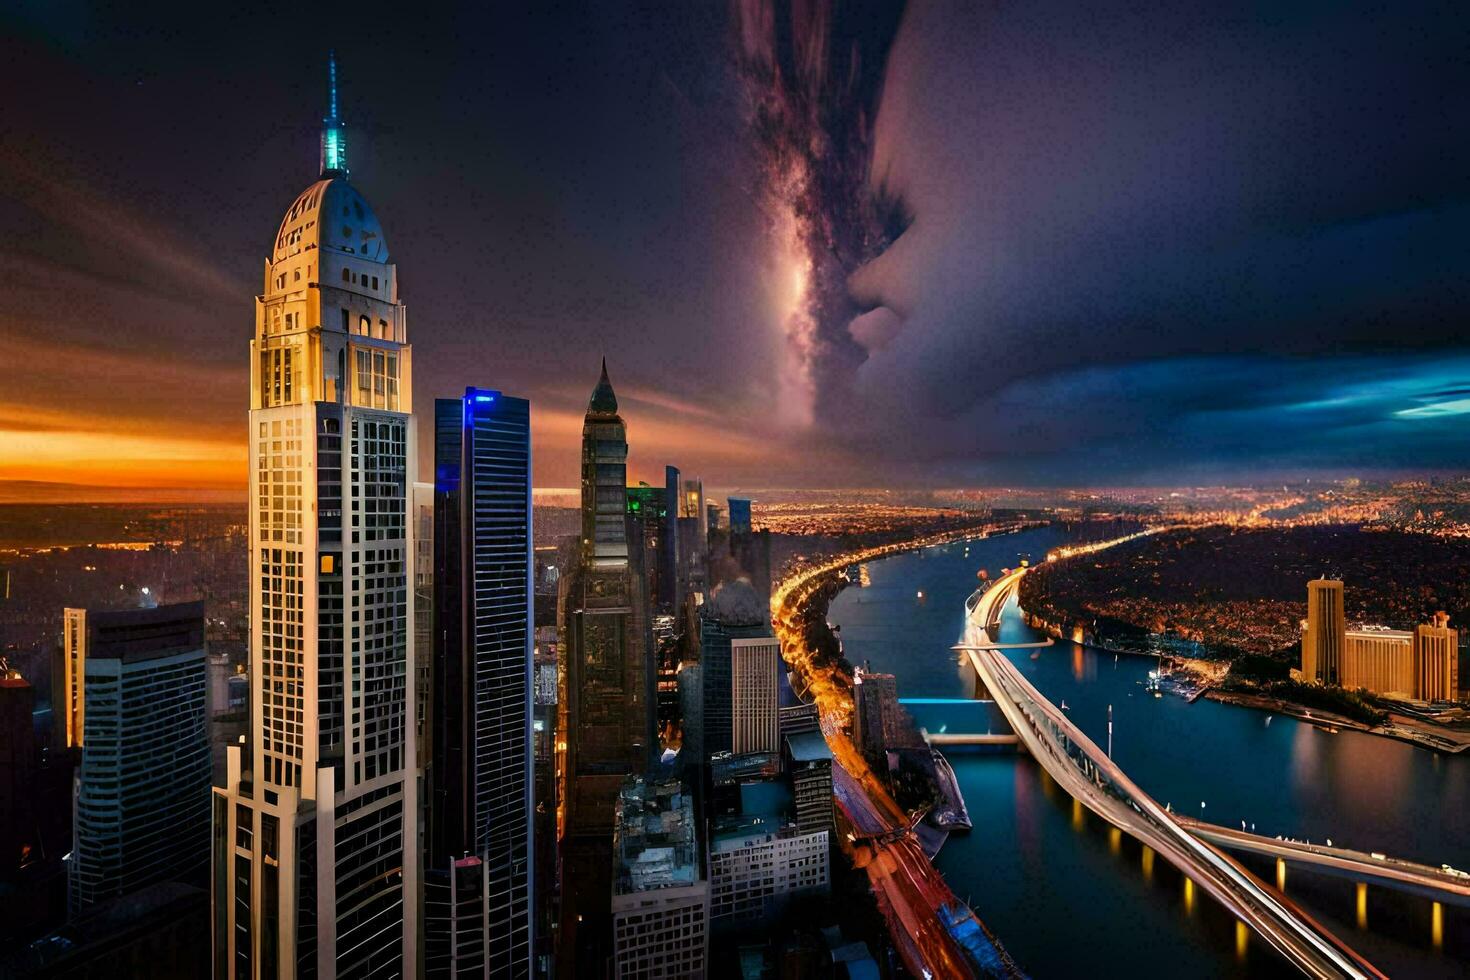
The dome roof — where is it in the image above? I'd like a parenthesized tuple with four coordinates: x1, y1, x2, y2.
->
(587, 358, 619, 417)
(272, 178, 388, 266)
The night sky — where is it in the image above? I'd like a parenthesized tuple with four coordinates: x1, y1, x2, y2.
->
(2, 1, 1467, 499)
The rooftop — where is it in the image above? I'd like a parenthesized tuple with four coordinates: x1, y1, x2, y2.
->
(614, 776, 699, 894)
(785, 730, 833, 763)
(710, 780, 801, 848)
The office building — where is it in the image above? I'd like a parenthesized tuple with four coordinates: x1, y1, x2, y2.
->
(559, 361, 655, 972)
(213, 56, 420, 977)
(69, 603, 211, 913)
(58, 608, 86, 749)
(627, 483, 673, 613)
(783, 732, 834, 836)
(727, 498, 751, 536)
(707, 782, 828, 930)
(611, 777, 708, 979)
(695, 581, 772, 764)
(778, 672, 820, 740)
(1414, 614, 1459, 702)
(425, 389, 534, 977)
(731, 637, 781, 756)
(1301, 579, 1346, 685)
(663, 466, 683, 618)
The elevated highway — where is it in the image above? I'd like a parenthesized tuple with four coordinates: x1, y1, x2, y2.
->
(1174, 817, 1470, 908)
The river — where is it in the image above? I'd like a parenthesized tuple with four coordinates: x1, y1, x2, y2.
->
(824, 525, 1469, 978)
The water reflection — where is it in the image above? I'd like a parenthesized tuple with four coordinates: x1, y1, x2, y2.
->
(827, 527, 1470, 976)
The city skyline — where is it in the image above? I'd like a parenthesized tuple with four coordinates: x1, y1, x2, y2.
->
(2, 7, 1469, 976)
(4, 2, 1469, 501)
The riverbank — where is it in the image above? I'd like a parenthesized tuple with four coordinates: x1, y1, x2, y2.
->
(1023, 601, 1470, 755)
(771, 520, 1031, 980)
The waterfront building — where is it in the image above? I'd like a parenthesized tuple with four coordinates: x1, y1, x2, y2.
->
(425, 389, 534, 977)
(611, 777, 709, 979)
(1300, 580, 1461, 701)
(1414, 614, 1459, 702)
(213, 56, 420, 976)
(731, 636, 781, 756)
(852, 669, 902, 760)
(559, 360, 655, 972)
(783, 732, 834, 836)
(695, 581, 772, 763)
(1301, 579, 1346, 685)
(1340, 627, 1414, 696)
(707, 782, 828, 930)
(68, 602, 211, 913)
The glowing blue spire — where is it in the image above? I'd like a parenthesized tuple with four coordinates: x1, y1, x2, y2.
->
(320, 50, 348, 178)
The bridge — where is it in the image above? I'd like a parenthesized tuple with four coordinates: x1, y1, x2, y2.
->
(1174, 817, 1470, 908)
(965, 643, 1384, 978)
(959, 569, 1385, 979)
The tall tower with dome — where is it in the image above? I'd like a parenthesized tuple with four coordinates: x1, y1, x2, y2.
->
(213, 52, 419, 978)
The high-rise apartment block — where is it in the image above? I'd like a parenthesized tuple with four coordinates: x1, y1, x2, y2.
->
(707, 782, 828, 931)
(67, 603, 211, 913)
(425, 389, 534, 977)
(214, 56, 419, 977)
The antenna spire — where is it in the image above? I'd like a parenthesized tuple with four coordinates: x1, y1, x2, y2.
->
(321, 50, 348, 178)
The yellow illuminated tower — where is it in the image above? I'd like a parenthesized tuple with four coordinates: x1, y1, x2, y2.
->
(1301, 579, 1345, 685)
(213, 52, 419, 977)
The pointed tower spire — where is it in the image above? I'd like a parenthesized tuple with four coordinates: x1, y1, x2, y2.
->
(588, 357, 619, 417)
(320, 50, 348, 178)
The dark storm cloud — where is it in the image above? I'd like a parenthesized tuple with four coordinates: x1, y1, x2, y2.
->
(4, 0, 1469, 494)
(833, 0, 1470, 479)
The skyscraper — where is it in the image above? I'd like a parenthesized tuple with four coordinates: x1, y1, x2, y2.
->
(694, 580, 772, 763)
(730, 637, 780, 757)
(1301, 579, 1346, 685)
(214, 54, 419, 977)
(68, 603, 211, 913)
(558, 361, 654, 972)
(425, 389, 534, 977)
(1413, 613, 1458, 702)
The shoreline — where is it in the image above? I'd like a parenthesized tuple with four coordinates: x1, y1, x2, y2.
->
(1021, 609, 1470, 755)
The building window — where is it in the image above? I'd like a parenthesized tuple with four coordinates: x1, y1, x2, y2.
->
(342, 268, 350, 283)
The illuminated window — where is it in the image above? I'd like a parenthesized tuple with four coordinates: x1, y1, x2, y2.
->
(320, 555, 335, 575)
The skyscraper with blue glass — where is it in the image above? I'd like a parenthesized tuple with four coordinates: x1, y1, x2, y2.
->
(426, 389, 534, 978)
